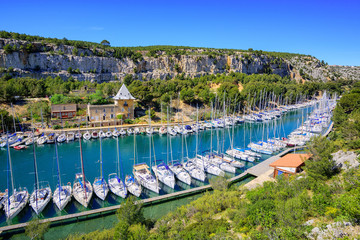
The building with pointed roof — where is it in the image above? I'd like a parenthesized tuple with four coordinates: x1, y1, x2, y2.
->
(87, 84, 136, 122)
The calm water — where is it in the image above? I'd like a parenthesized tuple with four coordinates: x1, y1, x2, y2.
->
(0, 107, 312, 226)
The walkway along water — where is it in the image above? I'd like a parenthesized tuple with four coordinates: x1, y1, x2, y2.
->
(0, 122, 334, 239)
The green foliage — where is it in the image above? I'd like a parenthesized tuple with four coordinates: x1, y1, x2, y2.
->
(180, 88, 195, 104)
(27, 101, 50, 121)
(124, 119, 134, 124)
(305, 136, 337, 180)
(128, 224, 149, 240)
(209, 175, 229, 191)
(4, 44, 14, 54)
(0, 109, 16, 132)
(145, 109, 156, 120)
(25, 218, 49, 240)
(72, 47, 78, 56)
(116, 196, 144, 225)
(66, 229, 114, 240)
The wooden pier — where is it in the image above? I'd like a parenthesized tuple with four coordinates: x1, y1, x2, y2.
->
(0, 122, 334, 235)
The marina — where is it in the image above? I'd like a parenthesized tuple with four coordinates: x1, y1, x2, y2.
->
(0, 96, 335, 235)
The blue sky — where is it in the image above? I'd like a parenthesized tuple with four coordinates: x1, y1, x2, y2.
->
(1, 0, 359, 66)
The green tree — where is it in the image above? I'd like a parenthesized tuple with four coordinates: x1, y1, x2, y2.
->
(145, 109, 156, 120)
(180, 88, 195, 104)
(128, 224, 148, 240)
(124, 74, 134, 86)
(72, 47, 79, 56)
(116, 195, 144, 225)
(4, 44, 14, 54)
(101, 39, 110, 46)
(209, 175, 229, 191)
(305, 136, 337, 180)
(25, 218, 50, 240)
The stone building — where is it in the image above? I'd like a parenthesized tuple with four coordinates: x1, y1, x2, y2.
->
(87, 84, 135, 122)
(51, 104, 77, 119)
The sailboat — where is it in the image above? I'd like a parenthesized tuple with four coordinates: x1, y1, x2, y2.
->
(169, 108, 191, 185)
(183, 106, 206, 182)
(108, 135, 127, 198)
(133, 110, 159, 193)
(125, 132, 142, 197)
(29, 130, 52, 215)
(93, 135, 109, 201)
(73, 130, 93, 207)
(4, 133, 29, 220)
(53, 138, 72, 211)
(150, 108, 175, 189)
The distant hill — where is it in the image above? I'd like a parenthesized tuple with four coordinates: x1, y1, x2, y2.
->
(0, 31, 359, 82)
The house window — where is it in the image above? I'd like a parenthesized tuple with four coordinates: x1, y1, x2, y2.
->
(110, 114, 114, 119)
(95, 109, 98, 113)
(122, 108, 124, 112)
(103, 109, 106, 113)
(124, 101, 128, 107)
(111, 108, 113, 112)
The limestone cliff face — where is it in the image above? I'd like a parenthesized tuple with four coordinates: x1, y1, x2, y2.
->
(1, 38, 359, 82)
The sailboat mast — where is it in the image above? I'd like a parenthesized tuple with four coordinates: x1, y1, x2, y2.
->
(6, 134, 15, 194)
(100, 134, 103, 179)
(55, 137, 62, 204)
(149, 108, 152, 169)
(78, 129, 87, 199)
(196, 105, 198, 157)
(210, 102, 213, 154)
(116, 136, 120, 177)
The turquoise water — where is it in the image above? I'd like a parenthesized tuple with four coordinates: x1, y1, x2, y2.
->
(0, 107, 312, 226)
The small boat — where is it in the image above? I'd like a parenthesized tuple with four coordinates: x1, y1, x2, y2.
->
(47, 133, 55, 144)
(152, 161, 175, 189)
(83, 131, 91, 140)
(169, 162, 191, 185)
(57, 133, 66, 143)
(53, 139, 72, 211)
(193, 156, 225, 176)
(37, 135, 47, 145)
(139, 127, 146, 135)
(25, 137, 37, 146)
(75, 132, 82, 139)
(4, 189, 29, 220)
(146, 127, 153, 135)
(183, 159, 206, 182)
(119, 129, 127, 136)
(167, 127, 177, 136)
(159, 126, 167, 135)
(99, 131, 106, 138)
(108, 136, 127, 198)
(53, 184, 72, 211)
(14, 145, 26, 150)
(4, 135, 29, 220)
(108, 174, 127, 198)
(67, 132, 75, 142)
(30, 183, 52, 215)
(112, 129, 120, 138)
(125, 175, 142, 197)
(91, 131, 99, 139)
(134, 127, 140, 135)
(73, 173, 93, 207)
(73, 134, 93, 207)
(134, 163, 159, 193)
(105, 131, 112, 138)
(127, 128, 134, 135)
(93, 136, 109, 201)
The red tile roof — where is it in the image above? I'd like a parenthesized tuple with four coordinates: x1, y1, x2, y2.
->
(270, 154, 311, 168)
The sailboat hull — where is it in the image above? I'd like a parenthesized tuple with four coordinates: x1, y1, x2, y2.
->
(30, 187, 52, 215)
(53, 185, 72, 211)
(73, 180, 93, 208)
(4, 190, 29, 220)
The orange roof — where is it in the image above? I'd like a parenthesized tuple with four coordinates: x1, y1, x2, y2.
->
(270, 154, 311, 168)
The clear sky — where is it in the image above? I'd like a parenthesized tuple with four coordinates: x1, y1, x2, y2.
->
(1, 0, 359, 66)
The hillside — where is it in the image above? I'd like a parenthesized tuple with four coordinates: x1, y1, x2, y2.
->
(1, 31, 359, 83)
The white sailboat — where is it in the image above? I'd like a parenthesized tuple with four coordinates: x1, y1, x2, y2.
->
(4, 134, 29, 220)
(29, 131, 52, 215)
(183, 106, 206, 182)
(149, 108, 175, 189)
(133, 111, 159, 193)
(73, 130, 93, 207)
(93, 135, 109, 201)
(53, 138, 72, 211)
(169, 108, 191, 185)
(125, 133, 142, 197)
(108, 135, 127, 198)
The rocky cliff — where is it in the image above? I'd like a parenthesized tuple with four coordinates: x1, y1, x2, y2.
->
(0, 38, 359, 82)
